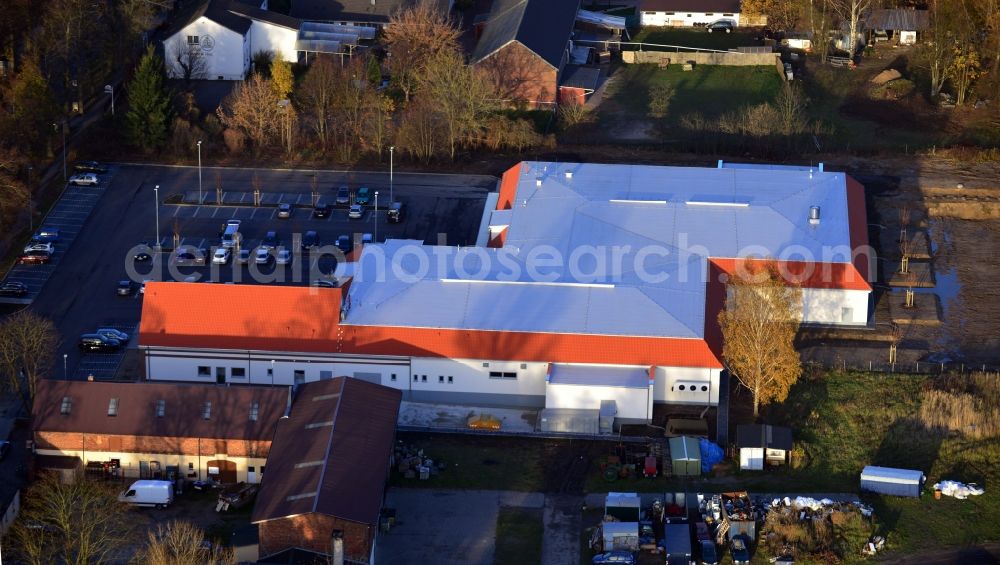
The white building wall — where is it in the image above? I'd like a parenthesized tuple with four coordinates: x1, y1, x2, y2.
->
(739, 447, 764, 470)
(640, 10, 740, 27)
(409, 357, 548, 404)
(801, 288, 869, 325)
(163, 18, 248, 80)
(654, 366, 721, 405)
(35, 447, 266, 484)
(248, 19, 298, 63)
(545, 384, 652, 420)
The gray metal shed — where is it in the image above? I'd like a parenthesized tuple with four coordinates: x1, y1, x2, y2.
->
(860, 466, 925, 497)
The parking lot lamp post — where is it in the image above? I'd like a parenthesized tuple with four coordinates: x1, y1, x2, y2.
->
(105, 84, 114, 116)
(63, 354, 68, 380)
(27, 166, 33, 232)
(374, 191, 379, 243)
(389, 146, 394, 204)
(197, 140, 203, 204)
(270, 360, 275, 386)
(154, 185, 161, 250)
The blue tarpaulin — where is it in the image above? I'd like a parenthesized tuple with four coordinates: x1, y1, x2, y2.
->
(699, 439, 724, 474)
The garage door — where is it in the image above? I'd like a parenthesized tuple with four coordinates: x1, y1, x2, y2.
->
(353, 372, 381, 385)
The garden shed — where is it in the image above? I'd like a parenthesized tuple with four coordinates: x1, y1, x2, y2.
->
(669, 436, 701, 476)
(860, 466, 925, 497)
(736, 424, 793, 470)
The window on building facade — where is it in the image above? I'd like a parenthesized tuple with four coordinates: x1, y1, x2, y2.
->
(60, 396, 72, 415)
(155, 399, 166, 417)
(320, 370, 333, 380)
(448, 376, 453, 384)
(413, 374, 418, 382)
(439, 375, 444, 383)
(421, 375, 427, 382)
(249, 401, 260, 421)
(294, 369, 305, 385)
(202, 401, 212, 420)
(489, 371, 517, 379)
(723, 13, 734, 16)
(187, 35, 199, 45)
(482, 362, 489, 367)
(391, 373, 397, 381)
(198, 366, 210, 376)
(107, 397, 119, 417)
(188, 462, 194, 470)
(231, 367, 246, 378)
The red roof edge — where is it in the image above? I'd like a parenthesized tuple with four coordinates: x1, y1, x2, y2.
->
(846, 176, 873, 290)
(496, 162, 523, 210)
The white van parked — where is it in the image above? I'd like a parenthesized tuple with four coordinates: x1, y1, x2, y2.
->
(118, 480, 174, 508)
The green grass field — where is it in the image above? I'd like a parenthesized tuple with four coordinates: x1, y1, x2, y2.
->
(493, 507, 544, 565)
(601, 63, 783, 122)
(632, 28, 758, 51)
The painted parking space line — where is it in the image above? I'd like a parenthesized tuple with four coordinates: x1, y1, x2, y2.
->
(211, 207, 220, 218)
(192, 206, 200, 218)
(269, 209, 276, 220)
(172, 206, 181, 218)
(231, 208, 239, 219)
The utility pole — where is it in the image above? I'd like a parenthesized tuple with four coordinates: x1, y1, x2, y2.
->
(374, 191, 379, 243)
(154, 185, 161, 250)
(197, 140, 203, 204)
(389, 145, 394, 204)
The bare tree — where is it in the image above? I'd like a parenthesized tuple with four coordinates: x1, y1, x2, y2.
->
(718, 259, 803, 417)
(167, 41, 208, 82)
(395, 95, 443, 162)
(297, 55, 338, 151)
(217, 74, 282, 153)
(133, 520, 236, 565)
(830, 0, 874, 56)
(9, 474, 133, 565)
(415, 50, 496, 159)
(0, 310, 58, 414)
(382, 0, 461, 102)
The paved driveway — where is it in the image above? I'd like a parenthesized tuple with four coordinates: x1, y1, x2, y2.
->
(377, 489, 543, 565)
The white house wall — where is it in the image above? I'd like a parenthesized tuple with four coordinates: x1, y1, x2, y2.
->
(801, 288, 869, 325)
(545, 383, 652, 421)
(35, 447, 266, 484)
(654, 366, 721, 405)
(640, 11, 740, 27)
(249, 20, 298, 63)
(164, 18, 248, 80)
(408, 357, 549, 406)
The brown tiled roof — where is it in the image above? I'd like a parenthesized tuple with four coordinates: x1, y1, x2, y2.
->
(251, 378, 401, 526)
(33, 380, 287, 441)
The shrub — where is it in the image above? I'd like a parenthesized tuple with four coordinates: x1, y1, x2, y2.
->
(223, 128, 246, 154)
(648, 82, 675, 118)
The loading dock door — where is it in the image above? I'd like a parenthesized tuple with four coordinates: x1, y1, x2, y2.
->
(353, 372, 381, 385)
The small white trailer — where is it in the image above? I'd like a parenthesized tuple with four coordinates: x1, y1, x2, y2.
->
(860, 466, 925, 497)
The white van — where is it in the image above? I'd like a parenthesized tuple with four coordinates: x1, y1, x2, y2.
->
(118, 480, 174, 508)
(221, 220, 241, 248)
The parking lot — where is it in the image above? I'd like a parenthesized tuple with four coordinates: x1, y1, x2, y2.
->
(20, 163, 495, 381)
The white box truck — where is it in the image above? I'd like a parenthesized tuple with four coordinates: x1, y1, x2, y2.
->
(119, 480, 174, 508)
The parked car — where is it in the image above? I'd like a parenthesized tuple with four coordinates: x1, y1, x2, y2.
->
(302, 230, 319, 250)
(140, 279, 154, 294)
(592, 550, 636, 565)
(69, 172, 99, 186)
(730, 535, 751, 565)
(355, 186, 371, 205)
(706, 19, 734, 33)
(0, 281, 28, 297)
(387, 201, 404, 223)
(336, 235, 352, 253)
(335, 186, 350, 205)
(277, 203, 292, 218)
(116, 280, 133, 296)
(276, 249, 292, 265)
(96, 328, 130, 342)
(79, 333, 120, 352)
(254, 247, 272, 265)
(313, 202, 331, 218)
(0, 441, 10, 461)
(212, 247, 231, 265)
(118, 480, 173, 508)
(173, 247, 206, 266)
(134, 242, 153, 262)
(23, 241, 54, 254)
(32, 228, 60, 243)
(237, 249, 251, 265)
(348, 204, 363, 219)
(262, 231, 279, 250)
(74, 160, 107, 173)
(361, 233, 373, 245)
(699, 540, 719, 565)
(18, 251, 51, 265)
(312, 279, 337, 288)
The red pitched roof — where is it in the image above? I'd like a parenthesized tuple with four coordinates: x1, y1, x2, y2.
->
(710, 258, 871, 291)
(497, 162, 522, 210)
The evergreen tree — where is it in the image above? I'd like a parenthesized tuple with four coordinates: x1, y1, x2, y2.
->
(125, 45, 172, 151)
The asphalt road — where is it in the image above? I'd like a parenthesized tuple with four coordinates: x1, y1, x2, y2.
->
(23, 163, 495, 381)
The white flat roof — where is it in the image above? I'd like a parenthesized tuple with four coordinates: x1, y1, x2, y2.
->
(343, 161, 858, 339)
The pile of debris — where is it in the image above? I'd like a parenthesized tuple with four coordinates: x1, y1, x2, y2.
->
(394, 443, 443, 480)
(760, 497, 875, 561)
(934, 480, 985, 500)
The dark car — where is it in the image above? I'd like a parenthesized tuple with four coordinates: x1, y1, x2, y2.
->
(32, 228, 60, 243)
(173, 247, 206, 266)
(335, 186, 350, 205)
(262, 231, 279, 250)
(0, 441, 10, 461)
(0, 281, 28, 297)
(116, 280, 133, 296)
(134, 242, 153, 262)
(313, 202, 331, 218)
(302, 230, 319, 250)
(387, 201, 404, 223)
(336, 234, 352, 254)
(699, 540, 719, 565)
(74, 160, 107, 173)
(706, 19, 734, 33)
(79, 333, 121, 352)
(18, 251, 51, 265)
(730, 535, 751, 565)
(355, 186, 372, 205)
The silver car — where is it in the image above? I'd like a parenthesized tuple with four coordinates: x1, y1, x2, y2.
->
(348, 204, 363, 219)
(96, 328, 130, 342)
(277, 203, 292, 218)
(276, 249, 292, 265)
(69, 173, 99, 186)
(254, 247, 272, 265)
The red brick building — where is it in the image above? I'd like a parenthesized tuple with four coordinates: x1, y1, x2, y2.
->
(472, 0, 581, 107)
(32, 381, 286, 483)
(252, 377, 402, 563)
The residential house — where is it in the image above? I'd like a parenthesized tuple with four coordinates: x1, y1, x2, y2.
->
(252, 377, 402, 562)
(289, 0, 453, 28)
(32, 380, 286, 483)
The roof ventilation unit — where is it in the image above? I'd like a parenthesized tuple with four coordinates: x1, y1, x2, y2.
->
(809, 206, 821, 225)
(565, 171, 573, 179)
(536, 178, 542, 187)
